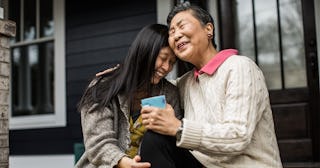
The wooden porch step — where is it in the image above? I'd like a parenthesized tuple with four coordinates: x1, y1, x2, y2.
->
(283, 162, 320, 168)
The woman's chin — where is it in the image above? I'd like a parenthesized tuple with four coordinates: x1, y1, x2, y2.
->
(151, 77, 161, 84)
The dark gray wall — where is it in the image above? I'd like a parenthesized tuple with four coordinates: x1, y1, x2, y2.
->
(10, 0, 156, 154)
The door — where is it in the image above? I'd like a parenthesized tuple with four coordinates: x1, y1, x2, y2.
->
(219, 0, 319, 165)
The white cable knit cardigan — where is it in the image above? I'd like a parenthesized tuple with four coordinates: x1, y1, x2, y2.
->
(176, 55, 283, 168)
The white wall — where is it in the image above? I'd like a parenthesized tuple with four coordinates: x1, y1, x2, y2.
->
(207, 0, 220, 51)
(157, 0, 178, 80)
(157, 0, 173, 24)
(10, 155, 74, 168)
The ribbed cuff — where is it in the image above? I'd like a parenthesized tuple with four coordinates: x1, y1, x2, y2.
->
(177, 119, 202, 149)
(110, 153, 127, 168)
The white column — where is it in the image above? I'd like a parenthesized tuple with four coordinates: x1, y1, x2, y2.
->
(157, 0, 178, 80)
(207, 0, 220, 51)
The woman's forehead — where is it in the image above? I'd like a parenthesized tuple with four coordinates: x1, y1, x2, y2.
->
(170, 11, 196, 26)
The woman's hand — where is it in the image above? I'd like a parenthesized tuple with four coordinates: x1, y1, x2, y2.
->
(95, 64, 120, 77)
(117, 156, 151, 168)
(141, 104, 181, 136)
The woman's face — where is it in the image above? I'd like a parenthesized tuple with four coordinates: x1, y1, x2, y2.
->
(152, 46, 176, 84)
(168, 11, 211, 64)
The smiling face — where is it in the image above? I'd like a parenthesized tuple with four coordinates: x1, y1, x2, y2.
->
(168, 11, 213, 66)
(151, 46, 176, 84)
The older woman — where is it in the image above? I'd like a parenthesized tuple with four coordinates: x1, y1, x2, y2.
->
(141, 3, 283, 168)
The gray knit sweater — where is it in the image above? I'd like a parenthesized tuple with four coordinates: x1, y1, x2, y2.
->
(75, 79, 181, 168)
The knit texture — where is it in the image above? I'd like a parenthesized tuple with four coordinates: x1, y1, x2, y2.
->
(126, 115, 147, 158)
(75, 79, 181, 168)
(177, 55, 283, 168)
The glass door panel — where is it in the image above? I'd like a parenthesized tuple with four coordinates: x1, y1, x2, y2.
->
(280, 0, 306, 88)
(234, 0, 307, 90)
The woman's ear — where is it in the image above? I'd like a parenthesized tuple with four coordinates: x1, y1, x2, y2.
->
(206, 23, 214, 35)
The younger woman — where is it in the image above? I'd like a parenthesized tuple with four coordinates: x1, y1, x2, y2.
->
(75, 24, 182, 168)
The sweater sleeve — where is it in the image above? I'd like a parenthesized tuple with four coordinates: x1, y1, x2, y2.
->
(177, 57, 269, 156)
(81, 103, 126, 167)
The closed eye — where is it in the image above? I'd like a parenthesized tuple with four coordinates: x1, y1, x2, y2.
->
(169, 28, 175, 36)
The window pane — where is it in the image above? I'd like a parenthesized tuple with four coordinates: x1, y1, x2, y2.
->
(29, 45, 39, 108)
(35, 42, 54, 114)
(40, 0, 54, 37)
(234, 0, 307, 90)
(280, 0, 307, 88)
(255, 0, 282, 89)
(24, 0, 36, 41)
(9, 0, 21, 43)
(234, 0, 256, 61)
(12, 48, 21, 111)
(12, 46, 33, 116)
(12, 43, 54, 116)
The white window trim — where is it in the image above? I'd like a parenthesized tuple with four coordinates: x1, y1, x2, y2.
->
(10, 155, 74, 168)
(10, 0, 66, 130)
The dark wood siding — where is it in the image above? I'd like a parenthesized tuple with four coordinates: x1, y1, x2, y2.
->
(9, 0, 156, 154)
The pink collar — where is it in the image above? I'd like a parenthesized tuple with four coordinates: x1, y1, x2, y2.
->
(194, 49, 238, 78)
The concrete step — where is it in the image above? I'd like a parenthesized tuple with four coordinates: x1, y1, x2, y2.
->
(283, 162, 320, 168)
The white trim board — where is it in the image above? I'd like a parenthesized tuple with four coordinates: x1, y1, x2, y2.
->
(10, 155, 74, 168)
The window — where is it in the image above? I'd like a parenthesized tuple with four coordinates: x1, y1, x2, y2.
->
(9, 0, 65, 129)
(234, 0, 307, 90)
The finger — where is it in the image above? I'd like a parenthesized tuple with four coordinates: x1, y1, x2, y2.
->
(95, 71, 104, 77)
(140, 107, 151, 114)
(165, 103, 172, 108)
(132, 162, 151, 168)
(95, 69, 110, 77)
(142, 117, 153, 126)
(141, 106, 158, 114)
(142, 119, 149, 126)
(147, 118, 154, 126)
(95, 64, 120, 77)
(145, 124, 162, 133)
(133, 155, 141, 162)
(141, 113, 149, 120)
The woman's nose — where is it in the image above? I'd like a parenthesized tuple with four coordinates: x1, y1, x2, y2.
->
(162, 61, 170, 72)
(174, 31, 182, 41)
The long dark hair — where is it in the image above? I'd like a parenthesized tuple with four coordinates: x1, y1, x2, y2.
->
(78, 24, 170, 111)
(167, 3, 217, 48)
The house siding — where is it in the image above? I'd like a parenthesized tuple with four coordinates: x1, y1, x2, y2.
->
(9, 0, 156, 155)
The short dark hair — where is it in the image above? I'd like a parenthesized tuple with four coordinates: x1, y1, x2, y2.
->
(167, 3, 217, 48)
